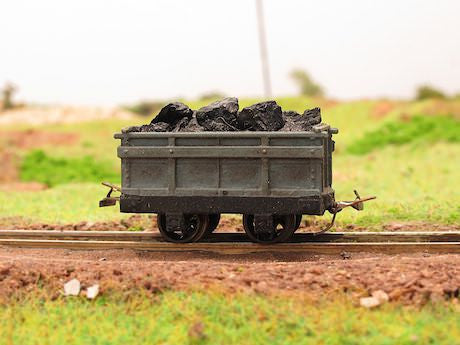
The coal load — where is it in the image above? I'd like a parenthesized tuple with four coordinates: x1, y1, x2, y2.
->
(237, 101, 284, 131)
(195, 97, 239, 131)
(154, 102, 193, 125)
(128, 122, 170, 132)
(281, 107, 322, 131)
(179, 114, 204, 132)
(123, 98, 323, 133)
(125, 102, 193, 133)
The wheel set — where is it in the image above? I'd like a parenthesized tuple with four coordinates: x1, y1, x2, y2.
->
(157, 213, 302, 244)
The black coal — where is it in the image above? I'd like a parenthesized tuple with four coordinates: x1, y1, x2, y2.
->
(125, 98, 322, 133)
(196, 97, 239, 131)
(281, 107, 322, 132)
(237, 101, 284, 131)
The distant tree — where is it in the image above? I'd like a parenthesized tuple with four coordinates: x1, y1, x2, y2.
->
(1, 82, 17, 111)
(124, 100, 165, 116)
(415, 85, 446, 100)
(199, 91, 226, 101)
(290, 69, 324, 97)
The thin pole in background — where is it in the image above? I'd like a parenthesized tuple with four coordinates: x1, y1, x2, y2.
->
(255, 0, 272, 98)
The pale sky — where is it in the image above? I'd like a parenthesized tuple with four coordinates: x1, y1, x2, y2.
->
(1, 0, 459, 106)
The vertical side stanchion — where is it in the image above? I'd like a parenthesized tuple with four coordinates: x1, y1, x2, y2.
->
(261, 136, 269, 194)
(168, 137, 176, 195)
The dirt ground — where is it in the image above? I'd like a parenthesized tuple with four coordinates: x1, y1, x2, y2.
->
(0, 129, 79, 149)
(0, 247, 458, 306)
(0, 106, 133, 125)
(1, 215, 458, 232)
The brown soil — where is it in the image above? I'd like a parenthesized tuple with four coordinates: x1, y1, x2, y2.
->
(0, 215, 244, 232)
(0, 106, 133, 125)
(0, 215, 158, 231)
(0, 247, 458, 305)
(422, 100, 460, 119)
(372, 101, 396, 119)
(0, 129, 79, 149)
(0, 182, 48, 192)
(1, 215, 458, 232)
(383, 222, 460, 232)
(0, 149, 19, 183)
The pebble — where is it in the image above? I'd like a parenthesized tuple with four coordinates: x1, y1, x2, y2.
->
(63, 278, 80, 296)
(360, 296, 381, 309)
(86, 284, 100, 299)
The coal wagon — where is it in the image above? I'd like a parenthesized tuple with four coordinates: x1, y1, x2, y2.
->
(100, 123, 373, 243)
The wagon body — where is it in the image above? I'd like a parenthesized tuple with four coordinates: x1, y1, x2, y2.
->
(115, 125, 337, 216)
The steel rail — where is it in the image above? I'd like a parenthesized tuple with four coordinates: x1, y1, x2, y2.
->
(0, 231, 459, 243)
(0, 239, 459, 254)
(0, 231, 459, 254)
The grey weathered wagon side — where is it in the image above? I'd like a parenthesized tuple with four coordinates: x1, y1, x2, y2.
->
(109, 125, 339, 243)
(116, 126, 336, 214)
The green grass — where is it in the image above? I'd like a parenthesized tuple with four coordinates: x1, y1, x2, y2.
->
(20, 150, 120, 187)
(347, 115, 460, 155)
(3, 143, 458, 226)
(331, 142, 460, 227)
(0, 97, 459, 226)
(0, 183, 125, 223)
(1, 291, 458, 345)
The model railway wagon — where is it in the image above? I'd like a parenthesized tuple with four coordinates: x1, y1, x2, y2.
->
(100, 124, 373, 243)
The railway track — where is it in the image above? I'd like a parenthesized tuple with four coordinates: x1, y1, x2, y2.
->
(0, 230, 459, 254)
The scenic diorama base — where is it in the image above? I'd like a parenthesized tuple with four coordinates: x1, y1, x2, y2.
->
(0, 98, 458, 336)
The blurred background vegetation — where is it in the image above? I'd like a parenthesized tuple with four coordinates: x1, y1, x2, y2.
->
(0, 75, 458, 229)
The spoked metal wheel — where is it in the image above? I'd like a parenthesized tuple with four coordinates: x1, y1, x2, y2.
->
(157, 214, 209, 243)
(242, 214, 297, 244)
(206, 214, 221, 235)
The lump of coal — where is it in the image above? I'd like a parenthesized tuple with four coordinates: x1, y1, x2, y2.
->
(283, 110, 301, 118)
(171, 117, 191, 132)
(281, 112, 302, 132)
(302, 107, 322, 126)
(196, 97, 239, 131)
(237, 101, 284, 131)
(281, 107, 322, 131)
(179, 113, 205, 132)
(125, 102, 193, 132)
(124, 122, 170, 133)
(152, 102, 193, 126)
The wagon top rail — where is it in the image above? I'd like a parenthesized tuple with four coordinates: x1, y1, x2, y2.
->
(116, 124, 338, 139)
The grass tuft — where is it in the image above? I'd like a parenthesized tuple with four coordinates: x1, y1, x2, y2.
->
(20, 150, 120, 187)
(347, 115, 460, 155)
(0, 291, 459, 345)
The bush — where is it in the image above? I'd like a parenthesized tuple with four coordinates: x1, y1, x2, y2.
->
(289, 69, 324, 97)
(416, 85, 446, 100)
(124, 101, 165, 116)
(20, 150, 120, 187)
(199, 91, 226, 101)
(347, 115, 460, 155)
